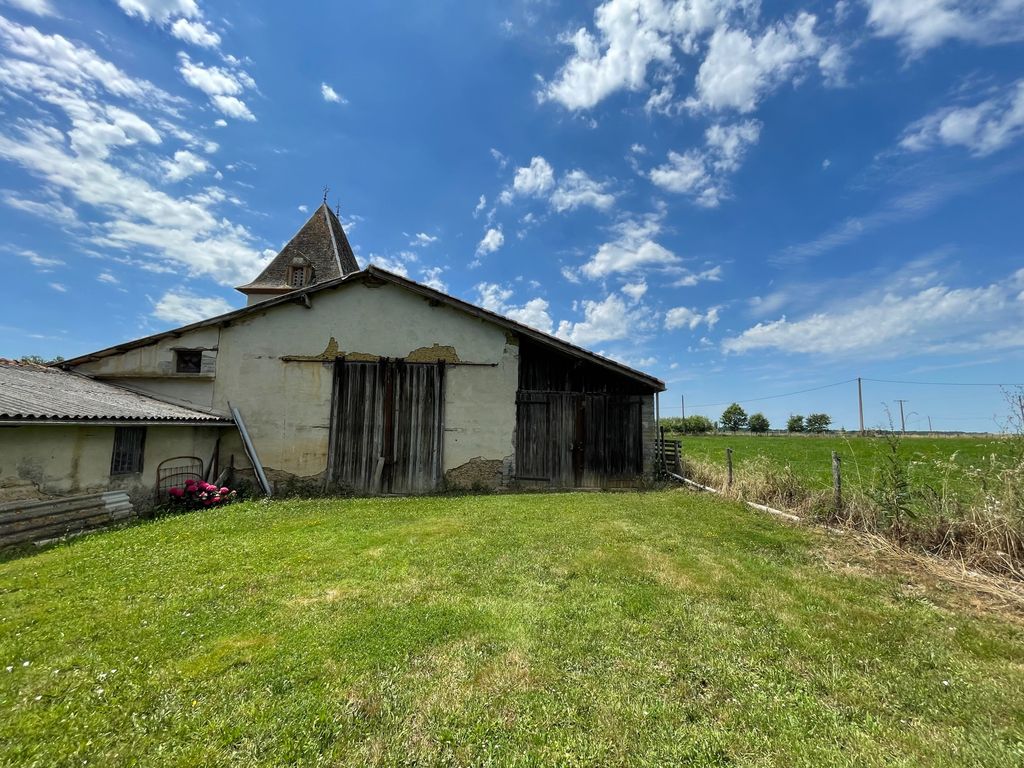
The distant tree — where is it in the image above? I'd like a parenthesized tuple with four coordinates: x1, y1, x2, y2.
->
(683, 415, 714, 434)
(658, 417, 685, 434)
(749, 413, 770, 433)
(17, 355, 63, 365)
(787, 414, 805, 433)
(806, 413, 832, 433)
(721, 403, 748, 432)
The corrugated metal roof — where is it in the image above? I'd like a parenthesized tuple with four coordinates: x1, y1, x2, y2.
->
(0, 360, 232, 423)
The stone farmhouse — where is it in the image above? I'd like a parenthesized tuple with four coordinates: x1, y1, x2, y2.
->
(1, 203, 665, 509)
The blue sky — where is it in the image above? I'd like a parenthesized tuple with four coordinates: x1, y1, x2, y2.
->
(1, 0, 1023, 432)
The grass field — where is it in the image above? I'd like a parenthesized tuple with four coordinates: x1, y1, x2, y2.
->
(667, 432, 1020, 494)
(3, 493, 1023, 766)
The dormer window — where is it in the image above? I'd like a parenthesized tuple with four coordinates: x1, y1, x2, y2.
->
(289, 264, 311, 288)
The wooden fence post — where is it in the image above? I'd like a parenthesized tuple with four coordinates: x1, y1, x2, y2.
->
(726, 447, 734, 492)
(832, 450, 842, 512)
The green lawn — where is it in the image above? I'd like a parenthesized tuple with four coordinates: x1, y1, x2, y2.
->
(2, 493, 1023, 767)
(670, 432, 1020, 494)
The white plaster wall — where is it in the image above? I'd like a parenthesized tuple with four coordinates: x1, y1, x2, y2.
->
(72, 281, 521, 486)
(0, 425, 224, 504)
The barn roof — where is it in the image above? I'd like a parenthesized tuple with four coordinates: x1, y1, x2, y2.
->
(0, 359, 233, 425)
(236, 203, 359, 294)
(62, 267, 665, 391)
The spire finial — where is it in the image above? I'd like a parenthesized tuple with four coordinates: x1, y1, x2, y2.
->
(322, 185, 329, 204)
(335, 198, 340, 216)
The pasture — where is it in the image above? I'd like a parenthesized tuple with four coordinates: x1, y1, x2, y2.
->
(668, 432, 1019, 495)
(2, 492, 1023, 767)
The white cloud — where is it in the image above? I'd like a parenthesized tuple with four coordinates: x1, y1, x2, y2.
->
(579, 209, 678, 278)
(538, 0, 750, 110)
(865, 0, 1024, 54)
(420, 266, 447, 292)
(162, 149, 208, 182)
(473, 194, 487, 217)
(556, 293, 649, 346)
(550, 169, 616, 212)
(211, 95, 255, 121)
(502, 156, 555, 203)
(410, 232, 438, 247)
(622, 279, 647, 301)
(153, 289, 234, 325)
(474, 282, 552, 333)
(115, 0, 199, 23)
(900, 80, 1024, 156)
(177, 53, 256, 120)
(723, 268, 1024, 356)
(367, 253, 410, 277)
(213, 118, 227, 127)
(19, 248, 63, 269)
(297, 204, 308, 213)
(48, 281, 66, 292)
(672, 264, 723, 286)
(665, 304, 721, 330)
(687, 13, 826, 113)
(321, 82, 347, 104)
(650, 120, 760, 206)
(1, 0, 57, 15)
(170, 18, 220, 49)
(476, 227, 504, 257)
(97, 271, 119, 284)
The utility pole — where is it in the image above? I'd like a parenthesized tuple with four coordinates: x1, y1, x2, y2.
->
(681, 395, 685, 433)
(857, 377, 864, 435)
(895, 399, 909, 433)
(927, 415, 933, 434)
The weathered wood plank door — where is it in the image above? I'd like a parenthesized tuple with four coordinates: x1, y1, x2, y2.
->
(515, 392, 643, 488)
(331, 360, 444, 494)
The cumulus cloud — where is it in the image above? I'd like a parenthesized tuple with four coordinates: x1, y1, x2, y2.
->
(420, 266, 447, 292)
(115, 0, 199, 23)
(621, 279, 647, 301)
(170, 18, 220, 48)
(650, 119, 760, 206)
(665, 304, 721, 330)
(474, 282, 553, 333)
(556, 292, 651, 346)
(410, 232, 438, 247)
(321, 82, 347, 104)
(865, 0, 1024, 54)
(686, 13, 827, 113)
(539, 1, 838, 114)
(579, 209, 678, 279)
(0, 18, 268, 285)
(723, 268, 1024, 356)
(1, 0, 57, 15)
(476, 227, 504, 257)
(900, 80, 1024, 156)
(500, 155, 616, 213)
(177, 53, 256, 120)
(162, 149, 209, 182)
(153, 289, 234, 325)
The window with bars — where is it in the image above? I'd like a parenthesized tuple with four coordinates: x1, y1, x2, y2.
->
(110, 426, 146, 475)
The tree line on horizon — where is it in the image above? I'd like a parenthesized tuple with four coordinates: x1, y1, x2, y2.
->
(661, 404, 832, 434)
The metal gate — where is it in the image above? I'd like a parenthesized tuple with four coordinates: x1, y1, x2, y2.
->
(329, 360, 445, 494)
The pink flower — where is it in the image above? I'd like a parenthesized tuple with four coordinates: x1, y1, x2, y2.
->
(184, 478, 198, 488)
(168, 487, 184, 498)
(219, 487, 230, 495)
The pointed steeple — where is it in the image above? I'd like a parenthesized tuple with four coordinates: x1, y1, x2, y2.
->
(237, 202, 360, 304)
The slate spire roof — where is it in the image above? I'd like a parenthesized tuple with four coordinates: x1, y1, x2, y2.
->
(236, 202, 360, 296)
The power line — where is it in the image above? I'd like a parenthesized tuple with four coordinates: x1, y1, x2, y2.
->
(863, 378, 1024, 387)
(683, 379, 857, 409)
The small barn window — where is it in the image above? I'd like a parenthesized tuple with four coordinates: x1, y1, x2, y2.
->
(175, 350, 203, 373)
(111, 427, 146, 475)
(289, 265, 309, 287)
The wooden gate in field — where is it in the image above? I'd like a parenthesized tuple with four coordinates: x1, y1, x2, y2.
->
(515, 392, 643, 488)
(329, 360, 445, 494)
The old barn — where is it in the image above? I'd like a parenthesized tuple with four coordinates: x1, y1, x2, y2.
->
(8, 204, 664, 503)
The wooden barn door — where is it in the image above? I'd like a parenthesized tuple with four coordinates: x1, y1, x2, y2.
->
(515, 392, 643, 488)
(330, 360, 444, 494)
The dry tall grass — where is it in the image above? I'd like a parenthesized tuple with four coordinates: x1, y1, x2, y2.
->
(681, 443, 1024, 579)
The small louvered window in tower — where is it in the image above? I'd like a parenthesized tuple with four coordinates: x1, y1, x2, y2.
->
(111, 427, 146, 475)
(289, 266, 308, 287)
